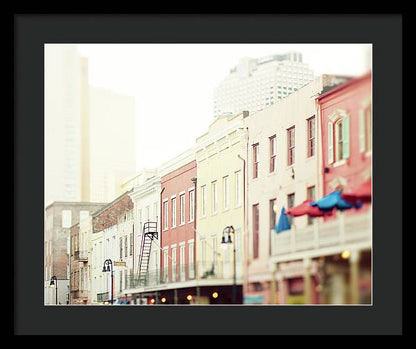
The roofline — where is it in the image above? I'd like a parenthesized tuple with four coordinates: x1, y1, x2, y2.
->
(45, 201, 108, 210)
(91, 189, 134, 217)
(316, 71, 371, 101)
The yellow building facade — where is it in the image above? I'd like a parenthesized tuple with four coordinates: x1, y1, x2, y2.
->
(194, 112, 249, 297)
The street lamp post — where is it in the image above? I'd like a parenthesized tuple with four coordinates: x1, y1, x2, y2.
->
(50, 275, 58, 305)
(221, 225, 237, 304)
(102, 259, 114, 305)
(191, 177, 199, 303)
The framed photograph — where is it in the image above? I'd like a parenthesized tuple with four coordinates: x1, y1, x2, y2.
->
(14, 14, 402, 336)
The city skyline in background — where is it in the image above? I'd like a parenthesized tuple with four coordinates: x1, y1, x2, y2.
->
(44, 43, 373, 307)
(75, 43, 371, 172)
(45, 43, 371, 206)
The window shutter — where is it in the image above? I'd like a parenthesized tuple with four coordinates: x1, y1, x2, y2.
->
(359, 109, 365, 152)
(328, 122, 334, 164)
(343, 115, 350, 159)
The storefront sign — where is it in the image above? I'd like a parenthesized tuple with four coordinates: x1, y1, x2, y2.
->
(244, 294, 265, 304)
(114, 261, 126, 267)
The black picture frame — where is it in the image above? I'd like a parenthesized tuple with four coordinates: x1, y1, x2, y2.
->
(14, 13, 403, 336)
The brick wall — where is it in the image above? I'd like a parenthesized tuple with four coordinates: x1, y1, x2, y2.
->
(93, 194, 134, 232)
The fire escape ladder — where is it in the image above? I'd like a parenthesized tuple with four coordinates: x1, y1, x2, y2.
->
(137, 221, 158, 286)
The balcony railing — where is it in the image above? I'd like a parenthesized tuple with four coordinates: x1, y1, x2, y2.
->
(96, 292, 109, 302)
(74, 250, 88, 262)
(271, 210, 371, 257)
(125, 260, 241, 290)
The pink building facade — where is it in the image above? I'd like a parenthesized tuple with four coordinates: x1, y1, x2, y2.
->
(318, 72, 372, 215)
(315, 72, 372, 304)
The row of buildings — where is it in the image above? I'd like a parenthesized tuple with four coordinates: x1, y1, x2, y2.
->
(45, 70, 372, 306)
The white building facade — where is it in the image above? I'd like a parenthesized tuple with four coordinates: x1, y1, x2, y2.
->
(122, 169, 162, 301)
(244, 75, 351, 304)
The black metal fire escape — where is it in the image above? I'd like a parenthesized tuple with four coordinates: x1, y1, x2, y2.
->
(137, 221, 158, 286)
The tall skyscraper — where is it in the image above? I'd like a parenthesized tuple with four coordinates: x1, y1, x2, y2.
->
(213, 51, 315, 117)
(45, 45, 83, 205)
(44, 45, 137, 207)
(88, 85, 136, 203)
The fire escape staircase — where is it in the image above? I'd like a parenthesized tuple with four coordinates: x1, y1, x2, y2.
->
(137, 221, 158, 286)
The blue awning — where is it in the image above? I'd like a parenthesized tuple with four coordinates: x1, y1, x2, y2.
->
(275, 207, 291, 233)
(310, 190, 362, 211)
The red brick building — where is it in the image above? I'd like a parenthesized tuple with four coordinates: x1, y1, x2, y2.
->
(44, 201, 106, 305)
(161, 160, 197, 285)
(91, 191, 134, 304)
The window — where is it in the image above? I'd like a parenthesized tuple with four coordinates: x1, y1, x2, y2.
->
(336, 120, 343, 161)
(269, 199, 277, 256)
(307, 186, 316, 225)
(180, 194, 185, 225)
(335, 116, 350, 162)
(269, 199, 277, 230)
(188, 241, 195, 278)
(154, 202, 158, 222)
(287, 193, 295, 225)
(328, 122, 334, 164)
(211, 181, 218, 214)
(124, 236, 128, 258)
(253, 204, 260, 259)
(138, 209, 142, 227)
(201, 185, 206, 216)
(365, 104, 372, 151)
(80, 210, 89, 222)
(189, 189, 195, 222)
(211, 235, 217, 267)
(163, 249, 168, 281)
(146, 205, 150, 222)
(252, 143, 259, 178)
(171, 197, 177, 228)
(171, 247, 177, 282)
(269, 135, 277, 172)
(62, 210, 72, 228)
(119, 237, 123, 259)
(129, 233, 133, 256)
(180, 244, 186, 281)
(235, 171, 242, 206)
(201, 238, 206, 274)
(287, 126, 295, 166)
(223, 176, 229, 210)
(307, 116, 315, 157)
(360, 103, 372, 152)
(163, 201, 168, 230)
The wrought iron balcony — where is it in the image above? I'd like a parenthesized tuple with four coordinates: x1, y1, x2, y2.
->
(96, 292, 109, 302)
(125, 259, 240, 290)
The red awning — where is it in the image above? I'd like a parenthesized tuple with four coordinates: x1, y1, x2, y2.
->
(285, 200, 333, 217)
(342, 178, 372, 203)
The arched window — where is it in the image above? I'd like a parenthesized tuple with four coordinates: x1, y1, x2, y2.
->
(328, 110, 350, 164)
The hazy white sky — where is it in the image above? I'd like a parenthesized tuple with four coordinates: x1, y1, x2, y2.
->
(76, 43, 371, 171)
